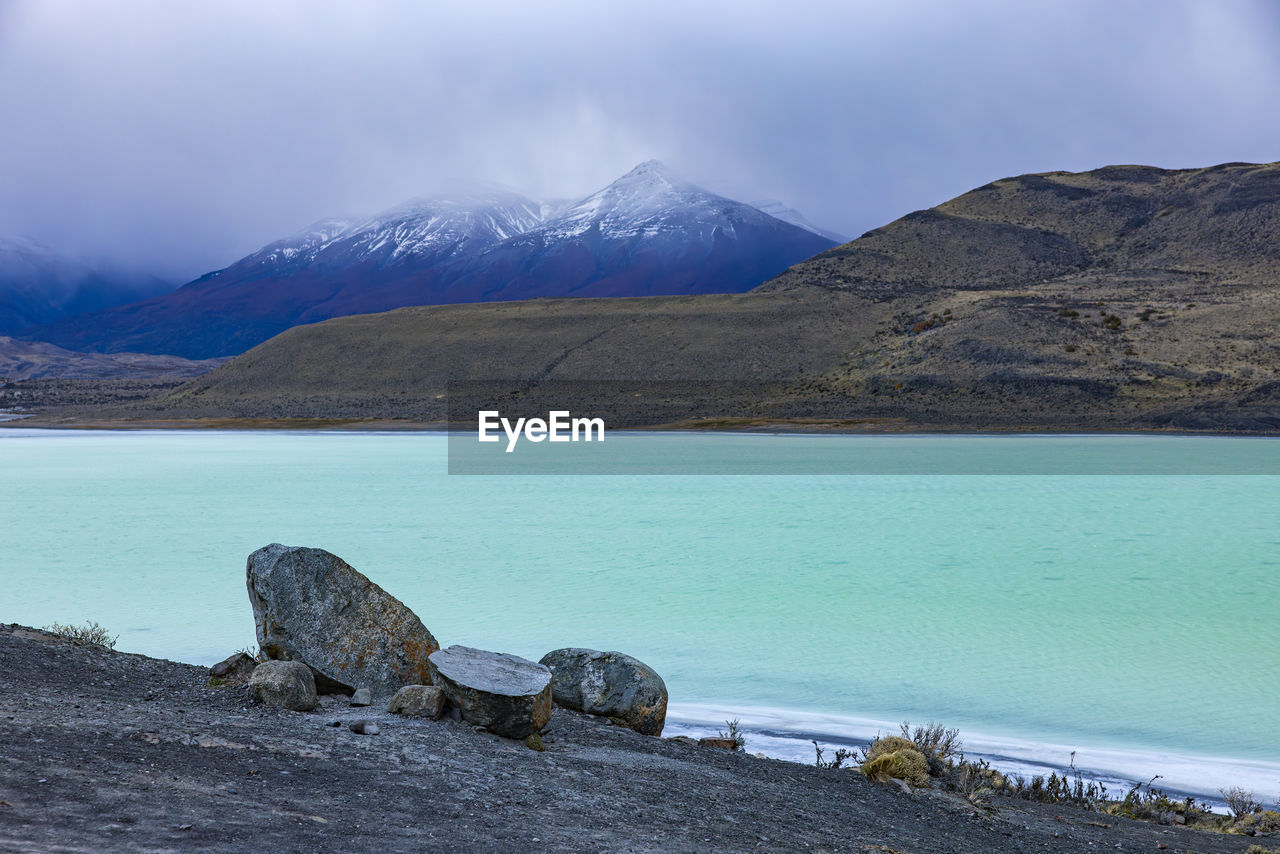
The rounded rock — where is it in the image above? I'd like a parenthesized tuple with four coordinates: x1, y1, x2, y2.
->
(539, 648, 667, 736)
(248, 660, 317, 712)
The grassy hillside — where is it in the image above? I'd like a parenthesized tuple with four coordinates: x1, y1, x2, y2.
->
(74, 161, 1280, 432)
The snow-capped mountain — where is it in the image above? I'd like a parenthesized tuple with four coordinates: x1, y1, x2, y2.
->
(207, 189, 546, 281)
(0, 236, 171, 335)
(28, 163, 837, 358)
(439, 161, 838, 301)
(749, 199, 848, 244)
(544, 160, 771, 241)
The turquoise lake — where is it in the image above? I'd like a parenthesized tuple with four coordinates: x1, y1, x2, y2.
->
(2, 430, 1277, 800)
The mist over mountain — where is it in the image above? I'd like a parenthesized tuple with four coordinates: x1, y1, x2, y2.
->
(749, 200, 847, 244)
(26, 162, 836, 359)
(0, 237, 172, 336)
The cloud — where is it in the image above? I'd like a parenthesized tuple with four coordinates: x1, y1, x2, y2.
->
(0, 0, 1277, 280)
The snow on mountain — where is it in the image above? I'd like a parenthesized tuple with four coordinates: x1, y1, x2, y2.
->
(440, 161, 839, 301)
(203, 188, 547, 283)
(749, 199, 848, 244)
(535, 160, 789, 243)
(27, 163, 838, 357)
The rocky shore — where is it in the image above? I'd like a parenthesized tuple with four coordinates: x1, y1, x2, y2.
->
(2, 544, 1274, 853)
(3, 624, 1270, 854)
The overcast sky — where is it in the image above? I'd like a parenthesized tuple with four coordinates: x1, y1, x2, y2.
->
(1, 0, 1278, 280)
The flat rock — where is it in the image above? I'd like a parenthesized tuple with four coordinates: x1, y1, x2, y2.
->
(208, 652, 257, 686)
(248, 660, 317, 712)
(539, 648, 668, 736)
(348, 719, 379, 735)
(246, 543, 439, 696)
(386, 685, 445, 719)
(427, 646, 551, 739)
(349, 688, 371, 707)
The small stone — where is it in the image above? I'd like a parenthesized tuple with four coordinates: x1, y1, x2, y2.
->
(348, 719, 379, 735)
(208, 652, 257, 686)
(386, 685, 445, 719)
(698, 737, 739, 750)
(666, 735, 698, 746)
(248, 660, 317, 712)
(349, 688, 372, 707)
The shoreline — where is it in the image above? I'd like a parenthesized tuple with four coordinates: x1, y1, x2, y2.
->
(6, 420, 1280, 440)
(663, 704, 1278, 811)
(1, 623, 1271, 854)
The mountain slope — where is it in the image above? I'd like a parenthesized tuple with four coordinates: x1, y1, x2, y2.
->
(0, 336, 223, 380)
(26, 164, 835, 359)
(98, 160, 1280, 433)
(762, 161, 1280, 295)
(0, 237, 172, 335)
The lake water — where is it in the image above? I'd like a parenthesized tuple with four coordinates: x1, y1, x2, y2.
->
(2, 429, 1277, 802)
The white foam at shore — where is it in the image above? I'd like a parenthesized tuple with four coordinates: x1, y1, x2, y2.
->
(666, 703, 1280, 808)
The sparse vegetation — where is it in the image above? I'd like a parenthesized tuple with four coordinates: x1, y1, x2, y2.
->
(1222, 786, 1262, 818)
(44, 620, 117, 649)
(237, 643, 268, 663)
(812, 740, 856, 770)
(1231, 810, 1280, 836)
(899, 722, 961, 774)
(719, 719, 746, 750)
(828, 722, 1277, 839)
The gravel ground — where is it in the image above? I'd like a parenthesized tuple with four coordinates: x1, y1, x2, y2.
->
(0, 624, 1265, 854)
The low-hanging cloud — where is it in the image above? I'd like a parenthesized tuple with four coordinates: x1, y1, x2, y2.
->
(0, 0, 1277, 281)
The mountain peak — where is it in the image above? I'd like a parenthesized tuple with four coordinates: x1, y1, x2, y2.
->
(615, 159, 688, 187)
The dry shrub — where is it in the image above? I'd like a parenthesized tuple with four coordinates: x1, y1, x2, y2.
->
(861, 735, 930, 786)
(862, 747, 930, 787)
(44, 620, 117, 649)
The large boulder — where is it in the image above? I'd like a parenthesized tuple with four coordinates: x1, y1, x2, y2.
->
(539, 648, 668, 736)
(427, 646, 552, 739)
(246, 543, 439, 697)
(248, 660, 317, 711)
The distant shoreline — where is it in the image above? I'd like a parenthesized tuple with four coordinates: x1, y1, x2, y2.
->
(5, 416, 1280, 439)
